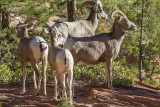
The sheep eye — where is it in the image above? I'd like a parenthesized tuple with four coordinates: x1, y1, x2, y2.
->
(58, 35, 61, 38)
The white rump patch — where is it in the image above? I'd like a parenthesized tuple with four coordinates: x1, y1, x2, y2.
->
(30, 37, 48, 63)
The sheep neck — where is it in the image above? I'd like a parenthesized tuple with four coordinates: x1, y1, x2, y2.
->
(50, 38, 59, 47)
(87, 9, 99, 32)
(20, 32, 29, 41)
(51, 42, 59, 47)
(112, 22, 125, 43)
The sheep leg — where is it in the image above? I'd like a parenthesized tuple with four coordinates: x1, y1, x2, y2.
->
(32, 68, 37, 93)
(65, 74, 69, 97)
(105, 59, 114, 90)
(103, 71, 108, 86)
(61, 73, 67, 98)
(104, 62, 108, 87)
(20, 64, 26, 95)
(32, 64, 42, 95)
(67, 69, 73, 104)
(52, 69, 58, 100)
(42, 58, 47, 96)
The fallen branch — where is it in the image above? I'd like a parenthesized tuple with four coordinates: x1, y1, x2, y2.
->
(135, 80, 160, 90)
(90, 88, 160, 106)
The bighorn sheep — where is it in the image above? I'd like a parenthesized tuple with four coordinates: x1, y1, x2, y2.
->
(50, 0, 108, 46)
(16, 17, 48, 96)
(63, 10, 137, 89)
(45, 28, 74, 104)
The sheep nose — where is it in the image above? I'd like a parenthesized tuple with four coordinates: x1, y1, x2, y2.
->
(134, 26, 137, 31)
(131, 24, 137, 31)
(106, 14, 109, 19)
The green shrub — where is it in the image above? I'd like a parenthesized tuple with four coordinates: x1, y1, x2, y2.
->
(0, 34, 53, 85)
(57, 98, 74, 107)
(112, 59, 136, 87)
(144, 78, 158, 87)
(74, 64, 105, 83)
(74, 60, 136, 87)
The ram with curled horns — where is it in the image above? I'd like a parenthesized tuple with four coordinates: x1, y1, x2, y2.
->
(63, 10, 137, 89)
(45, 0, 108, 46)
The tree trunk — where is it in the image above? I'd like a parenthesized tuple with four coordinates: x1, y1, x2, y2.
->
(138, 0, 144, 82)
(2, 11, 11, 30)
(0, 41, 1, 57)
(0, 5, 2, 29)
(67, 0, 76, 22)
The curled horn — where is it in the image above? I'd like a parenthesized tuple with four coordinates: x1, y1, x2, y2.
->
(80, 1, 96, 15)
(15, 17, 22, 24)
(54, 27, 62, 36)
(110, 10, 126, 19)
(96, 0, 102, 6)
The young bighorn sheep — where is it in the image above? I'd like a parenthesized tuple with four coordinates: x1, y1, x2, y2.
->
(50, 0, 108, 46)
(45, 28, 74, 104)
(16, 17, 48, 96)
(63, 10, 137, 89)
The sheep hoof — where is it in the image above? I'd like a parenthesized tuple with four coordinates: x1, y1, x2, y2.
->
(35, 90, 40, 96)
(34, 89, 37, 93)
(53, 96, 58, 101)
(109, 86, 115, 90)
(44, 92, 47, 96)
(35, 93, 39, 96)
(20, 90, 26, 95)
(70, 100, 73, 104)
(104, 83, 108, 87)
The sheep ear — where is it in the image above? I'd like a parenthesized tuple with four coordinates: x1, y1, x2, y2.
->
(119, 16, 123, 22)
(27, 23, 34, 29)
(95, 0, 101, 11)
(96, 0, 101, 5)
(44, 29, 50, 34)
(51, 29, 57, 37)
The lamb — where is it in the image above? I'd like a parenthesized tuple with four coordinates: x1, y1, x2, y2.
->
(49, 0, 108, 46)
(63, 10, 137, 89)
(45, 28, 74, 104)
(16, 17, 48, 96)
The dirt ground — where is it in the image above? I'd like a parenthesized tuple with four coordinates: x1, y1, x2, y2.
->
(1, 80, 160, 107)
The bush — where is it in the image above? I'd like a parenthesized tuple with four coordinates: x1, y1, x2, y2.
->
(144, 78, 158, 87)
(74, 64, 105, 83)
(74, 60, 136, 87)
(0, 31, 136, 87)
(57, 98, 74, 107)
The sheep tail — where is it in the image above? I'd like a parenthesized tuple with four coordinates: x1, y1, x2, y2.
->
(40, 42, 48, 53)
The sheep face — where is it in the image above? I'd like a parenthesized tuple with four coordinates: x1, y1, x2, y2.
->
(95, 0, 108, 19)
(16, 24, 28, 38)
(16, 23, 34, 38)
(97, 9, 108, 19)
(117, 16, 137, 31)
(53, 31, 66, 46)
(80, 0, 108, 20)
(47, 29, 66, 46)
